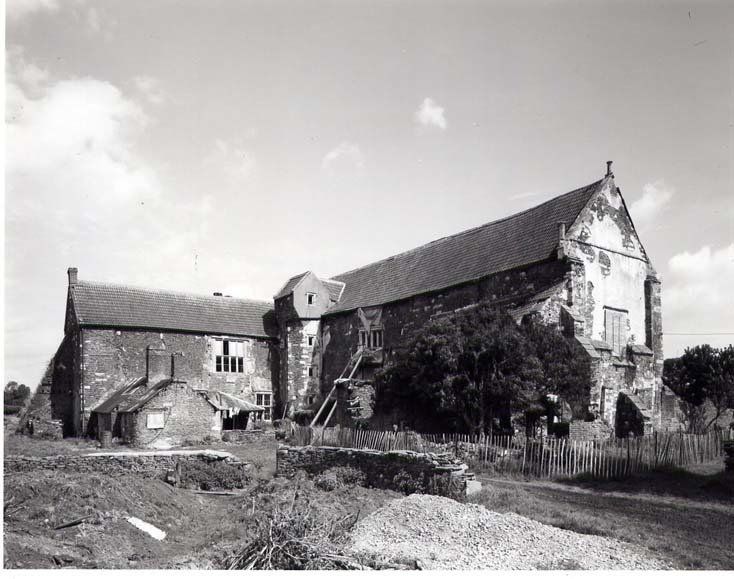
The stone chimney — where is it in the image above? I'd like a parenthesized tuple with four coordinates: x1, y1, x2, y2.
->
(606, 160, 614, 178)
(68, 267, 78, 286)
(558, 222, 566, 240)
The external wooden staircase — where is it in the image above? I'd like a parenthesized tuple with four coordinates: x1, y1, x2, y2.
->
(310, 348, 364, 428)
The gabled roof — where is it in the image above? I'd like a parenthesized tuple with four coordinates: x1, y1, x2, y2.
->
(326, 179, 604, 314)
(70, 280, 277, 338)
(274, 272, 310, 300)
(322, 279, 346, 301)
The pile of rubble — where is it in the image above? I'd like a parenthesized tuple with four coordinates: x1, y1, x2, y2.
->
(347, 494, 667, 570)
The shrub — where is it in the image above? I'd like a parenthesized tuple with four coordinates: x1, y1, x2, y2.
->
(314, 472, 341, 491)
(178, 459, 251, 490)
(427, 472, 466, 501)
(329, 466, 366, 487)
(392, 470, 425, 494)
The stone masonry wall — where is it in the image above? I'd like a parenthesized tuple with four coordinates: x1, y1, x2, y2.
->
(320, 259, 570, 399)
(276, 444, 468, 495)
(123, 383, 218, 448)
(79, 328, 276, 434)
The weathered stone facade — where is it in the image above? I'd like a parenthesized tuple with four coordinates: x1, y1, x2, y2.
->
(40, 166, 676, 443)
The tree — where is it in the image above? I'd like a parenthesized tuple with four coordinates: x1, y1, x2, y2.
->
(664, 345, 734, 433)
(4, 381, 31, 415)
(374, 304, 591, 435)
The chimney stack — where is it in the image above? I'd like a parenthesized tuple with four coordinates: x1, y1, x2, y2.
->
(606, 160, 614, 177)
(558, 222, 566, 240)
(67, 267, 78, 286)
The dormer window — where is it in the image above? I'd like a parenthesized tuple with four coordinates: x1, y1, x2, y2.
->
(306, 292, 316, 305)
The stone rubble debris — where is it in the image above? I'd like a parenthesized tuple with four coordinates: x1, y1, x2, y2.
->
(347, 494, 668, 570)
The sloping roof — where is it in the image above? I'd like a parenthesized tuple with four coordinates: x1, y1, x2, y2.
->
(322, 279, 346, 301)
(71, 281, 277, 338)
(325, 179, 603, 314)
(274, 272, 309, 300)
(91, 376, 162, 414)
(120, 379, 175, 412)
(215, 391, 264, 413)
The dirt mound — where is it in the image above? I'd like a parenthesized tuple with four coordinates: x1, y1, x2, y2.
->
(347, 494, 668, 570)
(3, 470, 220, 569)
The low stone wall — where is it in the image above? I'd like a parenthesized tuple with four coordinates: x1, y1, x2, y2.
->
(569, 420, 614, 440)
(276, 444, 470, 497)
(221, 429, 276, 443)
(4, 449, 245, 479)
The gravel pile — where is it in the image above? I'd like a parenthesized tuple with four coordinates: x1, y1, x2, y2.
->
(347, 494, 668, 570)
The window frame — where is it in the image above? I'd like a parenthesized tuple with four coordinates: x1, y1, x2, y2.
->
(214, 338, 246, 374)
(359, 327, 384, 349)
(146, 411, 165, 430)
(604, 307, 628, 356)
(306, 292, 316, 305)
(255, 392, 273, 421)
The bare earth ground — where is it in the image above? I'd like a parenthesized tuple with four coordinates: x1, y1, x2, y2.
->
(3, 419, 733, 570)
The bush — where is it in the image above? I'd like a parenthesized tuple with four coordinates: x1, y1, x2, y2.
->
(329, 466, 366, 487)
(178, 459, 251, 490)
(392, 470, 426, 495)
(427, 473, 466, 501)
(314, 472, 340, 491)
(313, 467, 367, 491)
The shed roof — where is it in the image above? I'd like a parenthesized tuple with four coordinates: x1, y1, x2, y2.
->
(326, 179, 604, 314)
(70, 280, 277, 338)
(92, 377, 174, 414)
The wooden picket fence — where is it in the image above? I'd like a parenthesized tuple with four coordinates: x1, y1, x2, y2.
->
(289, 425, 732, 481)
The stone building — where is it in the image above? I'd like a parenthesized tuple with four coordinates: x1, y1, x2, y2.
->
(48, 269, 279, 440)
(299, 164, 675, 436)
(37, 164, 677, 442)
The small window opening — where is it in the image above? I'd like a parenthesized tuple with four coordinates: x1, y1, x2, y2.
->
(256, 393, 272, 421)
(307, 335, 315, 346)
(306, 292, 316, 305)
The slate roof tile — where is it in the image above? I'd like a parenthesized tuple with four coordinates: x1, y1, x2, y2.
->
(71, 281, 276, 338)
(326, 179, 603, 314)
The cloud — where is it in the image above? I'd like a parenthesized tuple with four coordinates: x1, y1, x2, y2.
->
(321, 142, 365, 173)
(6, 0, 59, 21)
(203, 138, 256, 182)
(134, 75, 166, 106)
(663, 243, 734, 356)
(629, 181, 674, 229)
(4, 53, 215, 387)
(415, 97, 447, 130)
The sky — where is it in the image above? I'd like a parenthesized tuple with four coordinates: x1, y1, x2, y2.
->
(4, 0, 733, 389)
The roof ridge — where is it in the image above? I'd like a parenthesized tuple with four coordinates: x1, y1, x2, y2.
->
(75, 279, 273, 307)
(331, 179, 603, 280)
